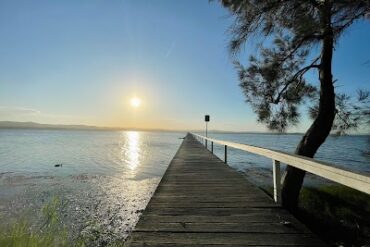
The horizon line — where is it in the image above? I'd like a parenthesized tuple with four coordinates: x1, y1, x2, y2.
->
(0, 120, 272, 134)
(0, 120, 369, 136)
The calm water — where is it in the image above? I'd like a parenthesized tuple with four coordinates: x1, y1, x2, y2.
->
(0, 129, 184, 245)
(0, 129, 369, 245)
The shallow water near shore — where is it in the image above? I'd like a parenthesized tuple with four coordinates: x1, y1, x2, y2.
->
(0, 129, 184, 245)
(0, 129, 369, 245)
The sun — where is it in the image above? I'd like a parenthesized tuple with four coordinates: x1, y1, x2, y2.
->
(130, 97, 141, 108)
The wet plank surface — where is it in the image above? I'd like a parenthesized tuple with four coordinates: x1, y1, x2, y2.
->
(126, 134, 325, 246)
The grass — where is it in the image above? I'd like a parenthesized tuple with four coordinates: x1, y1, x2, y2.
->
(297, 185, 370, 246)
(262, 184, 370, 246)
(0, 221, 68, 247)
(0, 197, 126, 247)
(0, 197, 69, 247)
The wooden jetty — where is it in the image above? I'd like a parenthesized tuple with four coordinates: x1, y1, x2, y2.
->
(126, 134, 326, 246)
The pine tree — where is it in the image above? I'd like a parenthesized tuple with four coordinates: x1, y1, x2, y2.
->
(220, 0, 370, 210)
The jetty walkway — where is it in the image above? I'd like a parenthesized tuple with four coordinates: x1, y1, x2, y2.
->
(126, 133, 325, 246)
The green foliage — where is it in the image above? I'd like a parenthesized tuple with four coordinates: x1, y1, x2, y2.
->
(309, 90, 370, 134)
(0, 196, 127, 247)
(235, 33, 317, 131)
(298, 185, 370, 245)
(0, 221, 64, 247)
(222, 0, 369, 54)
(41, 197, 66, 229)
(259, 184, 370, 245)
(0, 197, 69, 247)
(220, 0, 370, 132)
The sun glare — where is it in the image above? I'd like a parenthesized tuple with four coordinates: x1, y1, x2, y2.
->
(130, 97, 141, 108)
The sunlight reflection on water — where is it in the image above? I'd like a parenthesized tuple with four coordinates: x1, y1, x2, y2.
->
(124, 131, 141, 172)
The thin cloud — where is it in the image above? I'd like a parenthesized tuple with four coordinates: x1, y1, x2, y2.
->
(0, 106, 41, 116)
(0, 106, 93, 125)
(165, 42, 175, 58)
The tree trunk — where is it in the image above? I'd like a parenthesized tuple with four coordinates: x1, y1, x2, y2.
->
(281, 2, 336, 212)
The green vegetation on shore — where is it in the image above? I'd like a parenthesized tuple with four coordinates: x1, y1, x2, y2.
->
(263, 184, 370, 246)
(0, 197, 126, 247)
(0, 197, 69, 247)
(297, 185, 370, 246)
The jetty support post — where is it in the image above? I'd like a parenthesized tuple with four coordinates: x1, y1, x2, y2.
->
(224, 145, 227, 163)
(272, 160, 281, 204)
(211, 141, 213, 154)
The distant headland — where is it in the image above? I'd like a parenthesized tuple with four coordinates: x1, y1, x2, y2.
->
(0, 121, 367, 136)
(0, 121, 106, 131)
(0, 121, 184, 133)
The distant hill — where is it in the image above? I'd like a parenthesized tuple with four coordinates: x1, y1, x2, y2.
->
(0, 121, 183, 132)
(0, 121, 106, 130)
(1, 121, 366, 135)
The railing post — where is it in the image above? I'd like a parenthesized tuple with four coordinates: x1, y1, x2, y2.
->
(206, 139, 208, 149)
(272, 160, 281, 204)
(211, 141, 213, 153)
(224, 145, 227, 163)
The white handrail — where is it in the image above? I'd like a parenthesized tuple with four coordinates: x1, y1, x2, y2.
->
(190, 133, 370, 202)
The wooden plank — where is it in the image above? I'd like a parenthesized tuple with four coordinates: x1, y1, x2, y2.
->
(129, 232, 324, 246)
(137, 213, 304, 224)
(149, 196, 271, 202)
(143, 207, 292, 216)
(147, 202, 278, 208)
(134, 222, 310, 233)
(130, 244, 320, 247)
(126, 134, 325, 246)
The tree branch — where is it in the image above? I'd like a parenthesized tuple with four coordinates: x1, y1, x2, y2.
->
(273, 56, 320, 104)
(333, 9, 369, 35)
(278, 33, 323, 64)
(309, 0, 320, 8)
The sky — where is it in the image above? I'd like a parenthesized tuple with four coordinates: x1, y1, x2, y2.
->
(0, 0, 369, 132)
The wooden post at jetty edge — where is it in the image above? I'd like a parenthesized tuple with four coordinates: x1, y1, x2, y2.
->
(205, 114, 209, 148)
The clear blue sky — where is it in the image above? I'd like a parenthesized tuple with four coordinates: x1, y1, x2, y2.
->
(0, 0, 369, 132)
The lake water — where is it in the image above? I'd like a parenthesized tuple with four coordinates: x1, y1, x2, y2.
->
(0, 129, 184, 245)
(0, 129, 369, 245)
(207, 132, 370, 187)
